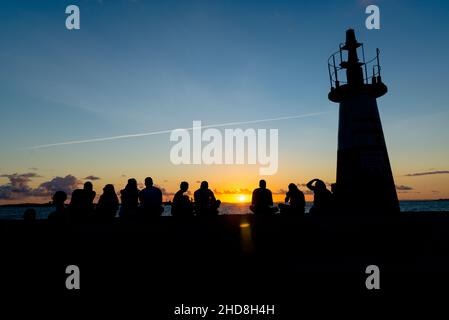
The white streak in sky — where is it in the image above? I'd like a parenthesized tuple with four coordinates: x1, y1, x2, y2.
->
(28, 112, 327, 149)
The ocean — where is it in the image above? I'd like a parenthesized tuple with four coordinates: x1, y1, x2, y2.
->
(1, 200, 449, 220)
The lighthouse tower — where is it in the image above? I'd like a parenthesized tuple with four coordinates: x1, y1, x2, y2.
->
(328, 29, 399, 214)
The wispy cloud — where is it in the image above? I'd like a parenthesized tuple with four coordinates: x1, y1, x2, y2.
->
(155, 185, 175, 197)
(405, 170, 449, 177)
(28, 112, 327, 149)
(396, 185, 414, 191)
(34, 175, 81, 196)
(84, 175, 101, 181)
(213, 188, 253, 195)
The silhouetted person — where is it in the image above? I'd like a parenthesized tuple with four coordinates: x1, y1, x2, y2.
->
(69, 188, 89, 223)
(250, 180, 278, 215)
(139, 177, 163, 218)
(171, 181, 193, 217)
(194, 181, 221, 216)
(119, 178, 139, 220)
(96, 184, 119, 222)
(306, 179, 333, 215)
(23, 208, 36, 222)
(83, 181, 96, 211)
(48, 191, 68, 223)
(68, 182, 96, 223)
(278, 183, 305, 215)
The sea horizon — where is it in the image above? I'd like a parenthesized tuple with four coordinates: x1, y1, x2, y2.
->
(2, 200, 449, 220)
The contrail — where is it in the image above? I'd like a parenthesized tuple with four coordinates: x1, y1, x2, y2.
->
(28, 112, 327, 149)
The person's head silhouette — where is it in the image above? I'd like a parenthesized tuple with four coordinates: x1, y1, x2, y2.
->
(200, 181, 208, 189)
(180, 181, 189, 192)
(127, 178, 137, 189)
(145, 177, 153, 188)
(259, 180, 267, 189)
(70, 189, 84, 205)
(52, 191, 67, 206)
(103, 184, 115, 195)
(288, 183, 297, 192)
(84, 181, 93, 192)
(315, 180, 327, 191)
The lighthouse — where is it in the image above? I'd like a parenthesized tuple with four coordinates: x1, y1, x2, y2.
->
(328, 29, 399, 214)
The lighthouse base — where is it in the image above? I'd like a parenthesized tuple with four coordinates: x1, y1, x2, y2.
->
(335, 94, 399, 214)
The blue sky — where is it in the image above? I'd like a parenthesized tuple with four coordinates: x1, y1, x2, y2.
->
(0, 0, 448, 202)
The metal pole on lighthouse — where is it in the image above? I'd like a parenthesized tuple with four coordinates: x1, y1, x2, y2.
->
(328, 29, 399, 215)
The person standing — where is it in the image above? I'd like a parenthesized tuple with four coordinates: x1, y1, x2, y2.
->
(139, 177, 164, 218)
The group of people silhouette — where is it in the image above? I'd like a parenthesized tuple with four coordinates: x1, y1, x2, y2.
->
(250, 179, 333, 216)
(40, 177, 334, 223)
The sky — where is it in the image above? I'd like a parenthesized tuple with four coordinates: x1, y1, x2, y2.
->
(0, 0, 448, 203)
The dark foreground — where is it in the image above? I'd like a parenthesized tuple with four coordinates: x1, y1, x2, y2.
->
(1, 213, 449, 316)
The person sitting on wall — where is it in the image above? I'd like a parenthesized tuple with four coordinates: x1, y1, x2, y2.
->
(171, 181, 193, 217)
(194, 181, 221, 216)
(250, 180, 278, 215)
(278, 183, 305, 215)
(119, 178, 139, 220)
(96, 184, 119, 222)
(306, 178, 333, 215)
(48, 191, 68, 224)
(139, 177, 164, 218)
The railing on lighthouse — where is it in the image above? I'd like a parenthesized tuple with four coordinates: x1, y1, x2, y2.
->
(327, 45, 383, 91)
(327, 36, 387, 104)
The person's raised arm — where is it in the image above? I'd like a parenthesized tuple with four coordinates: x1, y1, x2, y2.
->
(307, 179, 318, 191)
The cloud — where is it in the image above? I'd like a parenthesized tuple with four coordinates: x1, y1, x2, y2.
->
(34, 175, 81, 196)
(296, 182, 332, 188)
(405, 170, 449, 177)
(274, 189, 288, 195)
(211, 187, 315, 196)
(213, 188, 253, 195)
(0, 172, 41, 183)
(0, 173, 81, 200)
(396, 185, 414, 191)
(154, 185, 175, 197)
(0, 173, 40, 200)
(84, 175, 101, 181)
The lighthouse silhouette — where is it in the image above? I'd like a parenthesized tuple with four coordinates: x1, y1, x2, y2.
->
(328, 29, 399, 214)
